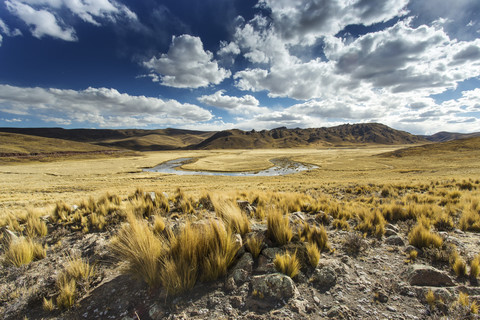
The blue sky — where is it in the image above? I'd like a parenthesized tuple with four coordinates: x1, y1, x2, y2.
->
(0, 0, 479, 134)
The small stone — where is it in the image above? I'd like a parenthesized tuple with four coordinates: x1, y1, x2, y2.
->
(310, 266, 337, 289)
(251, 273, 299, 300)
(385, 235, 404, 246)
(386, 306, 397, 312)
(406, 264, 455, 287)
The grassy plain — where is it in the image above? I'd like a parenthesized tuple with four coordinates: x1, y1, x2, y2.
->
(1, 144, 479, 217)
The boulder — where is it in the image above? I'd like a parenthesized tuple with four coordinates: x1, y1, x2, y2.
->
(251, 273, 299, 300)
(406, 264, 455, 287)
(236, 200, 255, 215)
(385, 235, 404, 246)
(310, 265, 337, 289)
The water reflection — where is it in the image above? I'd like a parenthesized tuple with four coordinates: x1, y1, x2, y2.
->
(143, 158, 317, 176)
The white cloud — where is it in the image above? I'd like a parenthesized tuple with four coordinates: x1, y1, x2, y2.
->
(0, 18, 22, 38)
(5, 0, 136, 41)
(257, 0, 409, 45)
(6, 1, 77, 41)
(0, 85, 213, 127)
(144, 35, 231, 89)
(197, 90, 268, 115)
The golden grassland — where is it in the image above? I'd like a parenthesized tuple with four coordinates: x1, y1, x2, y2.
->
(2, 143, 479, 217)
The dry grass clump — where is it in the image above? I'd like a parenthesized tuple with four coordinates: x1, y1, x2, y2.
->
(433, 211, 454, 231)
(161, 220, 239, 295)
(332, 218, 350, 231)
(110, 213, 166, 287)
(299, 222, 330, 252)
(274, 251, 300, 278)
(306, 242, 320, 267)
(425, 289, 436, 307)
(174, 188, 195, 214)
(267, 207, 293, 245)
(459, 207, 480, 232)
(382, 203, 415, 222)
(56, 277, 76, 310)
(408, 223, 443, 249)
(453, 257, 467, 277)
(470, 255, 480, 279)
(51, 201, 72, 223)
(42, 297, 55, 312)
(452, 292, 479, 316)
(212, 198, 250, 235)
(25, 209, 48, 238)
(343, 232, 367, 256)
(4, 237, 46, 267)
(355, 208, 385, 238)
(245, 234, 263, 259)
(152, 214, 165, 234)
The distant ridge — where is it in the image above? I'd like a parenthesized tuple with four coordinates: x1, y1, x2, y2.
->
(421, 131, 480, 142)
(189, 123, 426, 149)
(380, 136, 480, 157)
(0, 123, 426, 151)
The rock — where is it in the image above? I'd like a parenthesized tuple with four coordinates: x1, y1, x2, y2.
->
(374, 291, 388, 303)
(404, 245, 417, 254)
(226, 253, 253, 289)
(251, 273, 299, 300)
(310, 266, 337, 289)
(327, 305, 351, 319)
(234, 234, 243, 249)
(384, 228, 398, 237)
(235, 252, 253, 273)
(262, 247, 283, 260)
(256, 254, 275, 273)
(386, 223, 399, 232)
(236, 200, 255, 215)
(386, 306, 397, 312)
(1, 227, 19, 245)
(406, 264, 455, 287)
(385, 235, 404, 246)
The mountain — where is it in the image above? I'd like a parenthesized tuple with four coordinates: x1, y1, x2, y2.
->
(422, 131, 480, 142)
(190, 123, 426, 149)
(0, 127, 214, 151)
(0, 123, 426, 151)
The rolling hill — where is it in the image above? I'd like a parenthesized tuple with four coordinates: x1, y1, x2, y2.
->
(380, 136, 480, 157)
(421, 131, 480, 142)
(0, 132, 120, 156)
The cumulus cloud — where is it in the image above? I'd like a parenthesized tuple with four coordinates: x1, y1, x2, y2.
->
(197, 90, 268, 115)
(143, 35, 231, 89)
(5, 0, 136, 41)
(256, 0, 409, 45)
(0, 18, 22, 40)
(0, 85, 212, 127)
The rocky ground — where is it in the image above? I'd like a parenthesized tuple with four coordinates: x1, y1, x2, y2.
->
(1, 199, 480, 320)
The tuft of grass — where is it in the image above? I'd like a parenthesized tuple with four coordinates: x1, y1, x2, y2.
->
(52, 201, 71, 223)
(470, 256, 480, 279)
(152, 214, 165, 234)
(356, 208, 385, 238)
(42, 297, 55, 312)
(267, 207, 293, 245)
(274, 251, 300, 278)
(245, 234, 263, 259)
(459, 208, 480, 232)
(110, 213, 166, 287)
(409, 250, 418, 261)
(332, 218, 350, 231)
(343, 232, 367, 256)
(4, 237, 46, 267)
(63, 255, 95, 283)
(453, 257, 467, 277)
(213, 198, 250, 235)
(300, 222, 330, 252)
(306, 242, 320, 267)
(433, 211, 454, 231)
(408, 223, 443, 249)
(25, 210, 48, 238)
(56, 277, 76, 310)
(425, 289, 436, 307)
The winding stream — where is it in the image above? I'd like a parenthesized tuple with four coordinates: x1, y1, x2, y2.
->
(143, 157, 318, 176)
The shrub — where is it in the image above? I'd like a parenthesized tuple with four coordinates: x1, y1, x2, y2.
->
(408, 223, 443, 249)
(306, 243, 320, 267)
(343, 232, 367, 256)
(274, 251, 300, 278)
(110, 214, 166, 287)
(267, 208, 292, 245)
(4, 237, 46, 267)
(245, 235, 263, 259)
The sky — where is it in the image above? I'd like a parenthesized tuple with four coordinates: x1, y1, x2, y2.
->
(0, 0, 479, 134)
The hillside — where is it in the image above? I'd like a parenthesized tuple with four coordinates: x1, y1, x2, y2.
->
(0, 127, 214, 151)
(191, 123, 426, 149)
(0, 132, 119, 156)
(380, 136, 480, 157)
(422, 131, 480, 142)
